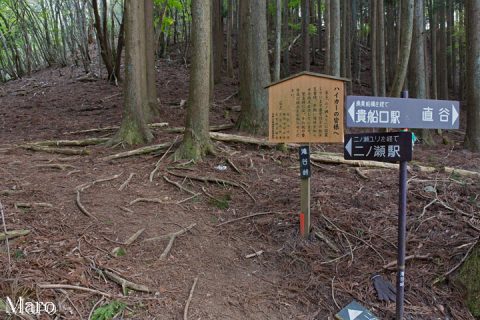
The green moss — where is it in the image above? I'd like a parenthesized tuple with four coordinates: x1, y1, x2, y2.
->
(458, 245, 480, 317)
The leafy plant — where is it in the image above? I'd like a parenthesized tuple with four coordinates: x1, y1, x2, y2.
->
(91, 301, 126, 320)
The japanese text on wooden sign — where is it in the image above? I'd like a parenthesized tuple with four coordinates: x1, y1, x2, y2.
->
(344, 132, 413, 162)
(346, 96, 460, 129)
(268, 72, 346, 143)
(299, 146, 311, 178)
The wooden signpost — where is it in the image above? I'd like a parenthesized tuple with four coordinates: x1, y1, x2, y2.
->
(267, 71, 347, 238)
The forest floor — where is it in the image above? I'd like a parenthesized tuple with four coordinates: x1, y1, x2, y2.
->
(0, 60, 479, 320)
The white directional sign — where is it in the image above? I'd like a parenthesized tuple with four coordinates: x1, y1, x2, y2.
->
(346, 96, 460, 129)
(335, 300, 378, 320)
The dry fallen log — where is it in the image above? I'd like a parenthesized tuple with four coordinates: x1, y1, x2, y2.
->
(0, 229, 30, 241)
(22, 144, 89, 155)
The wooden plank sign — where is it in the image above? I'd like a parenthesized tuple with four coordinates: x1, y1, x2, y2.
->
(267, 72, 347, 143)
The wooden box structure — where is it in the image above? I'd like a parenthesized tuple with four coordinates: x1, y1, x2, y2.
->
(267, 71, 347, 144)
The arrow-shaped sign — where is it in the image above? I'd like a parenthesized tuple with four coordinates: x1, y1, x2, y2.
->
(348, 102, 355, 122)
(452, 104, 459, 125)
(345, 138, 352, 157)
(347, 309, 363, 320)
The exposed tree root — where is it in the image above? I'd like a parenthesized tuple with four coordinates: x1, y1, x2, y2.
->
(144, 223, 197, 261)
(103, 269, 151, 295)
(382, 254, 432, 270)
(124, 228, 146, 245)
(163, 175, 197, 195)
(21, 144, 89, 155)
(37, 283, 112, 298)
(35, 163, 76, 171)
(102, 142, 174, 161)
(167, 171, 256, 203)
(119, 173, 135, 191)
(32, 138, 109, 147)
(129, 197, 176, 206)
(0, 229, 30, 241)
(183, 276, 199, 320)
(76, 190, 95, 219)
(15, 202, 53, 209)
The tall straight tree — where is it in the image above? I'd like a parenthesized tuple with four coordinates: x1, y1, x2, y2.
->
(371, 0, 378, 96)
(144, 0, 158, 122)
(389, 0, 414, 97)
(213, 0, 223, 84)
(377, 0, 386, 96)
(464, 0, 480, 151)
(436, 0, 448, 100)
(237, 0, 270, 133)
(176, 0, 213, 159)
(112, 0, 152, 145)
(409, 0, 433, 145)
(301, 0, 310, 70)
(273, 0, 281, 81)
(330, 0, 340, 76)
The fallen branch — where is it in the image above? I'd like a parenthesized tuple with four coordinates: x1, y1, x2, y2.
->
(383, 254, 432, 270)
(37, 284, 112, 298)
(103, 142, 173, 161)
(226, 158, 242, 174)
(0, 229, 30, 241)
(443, 238, 480, 278)
(21, 144, 89, 155)
(103, 270, 151, 295)
(167, 171, 256, 203)
(119, 173, 135, 191)
(124, 228, 146, 245)
(149, 137, 179, 182)
(183, 277, 199, 320)
(144, 223, 197, 260)
(32, 138, 109, 147)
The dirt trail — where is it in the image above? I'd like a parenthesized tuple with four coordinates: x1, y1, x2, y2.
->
(0, 63, 479, 319)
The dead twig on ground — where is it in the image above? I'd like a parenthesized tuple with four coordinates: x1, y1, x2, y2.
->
(0, 190, 24, 196)
(88, 297, 105, 320)
(355, 168, 369, 180)
(183, 277, 199, 320)
(245, 250, 264, 259)
(443, 238, 480, 279)
(314, 229, 340, 253)
(129, 198, 176, 206)
(144, 223, 197, 260)
(0, 201, 11, 274)
(167, 171, 256, 203)
(103, 270, 151, 295)
(119, 173, 135, 191)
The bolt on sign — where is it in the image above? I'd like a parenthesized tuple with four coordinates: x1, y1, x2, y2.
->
(267, 72, 347, 143)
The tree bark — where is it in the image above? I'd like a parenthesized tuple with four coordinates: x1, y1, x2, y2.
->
(377, 0, 386, 96)
(274, 0, 282, 81)
(464, 0, 480, 151)
(237, 0, 271, 134)
(144, 0, 158, 121)
(176, 0, 214, 160)
(111, 0, 152, 145)
(371, 0, 378, 96)
(436, 0, 448, 100)
(213, 0, 223, 84)
(388, 0, 414, 97)
(301, 0, 311, 70)
(330, 0, 340, 76)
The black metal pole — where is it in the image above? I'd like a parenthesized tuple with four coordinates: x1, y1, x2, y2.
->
(396, 91, 409, 320)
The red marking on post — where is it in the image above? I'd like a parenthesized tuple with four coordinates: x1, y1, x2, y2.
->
(299, 213, 305, 236)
